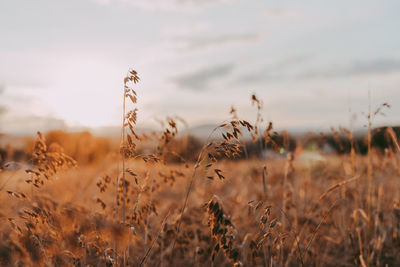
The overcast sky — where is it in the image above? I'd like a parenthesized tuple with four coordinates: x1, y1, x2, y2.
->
(1, 0, 400, 134)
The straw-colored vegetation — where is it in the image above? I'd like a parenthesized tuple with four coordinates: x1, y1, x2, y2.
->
(0, 70, 399, 266)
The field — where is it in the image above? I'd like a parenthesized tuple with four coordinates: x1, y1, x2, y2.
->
(0, 71, 400, 267)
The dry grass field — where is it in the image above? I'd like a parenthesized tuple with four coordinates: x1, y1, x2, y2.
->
(0, 71, 399, 267)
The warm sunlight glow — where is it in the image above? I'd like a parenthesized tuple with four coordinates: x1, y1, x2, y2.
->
(1, 1, 400, 266)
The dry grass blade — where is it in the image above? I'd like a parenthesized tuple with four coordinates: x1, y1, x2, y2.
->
(262, 165, 267, 200)
(318, 175, 360, 201)
(276, 206, 304, 267)
(386, 127, 400, 152)
(139, 211, 170, 267)
(359, 255, 367, 267)
(171, 167, 198, 254)
(303, 199, 341, 259)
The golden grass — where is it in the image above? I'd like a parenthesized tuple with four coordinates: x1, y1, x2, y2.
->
(0, 70, 399, 266)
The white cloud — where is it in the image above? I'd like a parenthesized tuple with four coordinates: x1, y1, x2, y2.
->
(0, 115, 67, 135)
(171, 63, 235, 90)
(92, 0, 239, 11)
(262, 8, 304, 20)
(175, 33, 260, 50)
(160, 22, 211, 38)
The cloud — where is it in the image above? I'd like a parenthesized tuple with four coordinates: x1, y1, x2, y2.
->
(93, 0, 237, 10)
(262, 8, 303, 19)
(0, 115, 67, 135)
(235, 57, 400, 86)
(177, 33, 260, 50)
(171, 63, 234, 90)
(298, 58, 400, 79)
(160, 22, 211, 38)
(235, 56, 308, 85)
(236, 72, 280, 85)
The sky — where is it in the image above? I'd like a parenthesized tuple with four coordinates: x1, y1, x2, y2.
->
(0, 0, 400, 135)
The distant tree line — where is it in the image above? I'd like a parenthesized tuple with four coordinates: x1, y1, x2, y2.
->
(1, 126, 399, 167)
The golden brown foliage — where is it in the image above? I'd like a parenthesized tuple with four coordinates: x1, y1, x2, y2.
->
(0, 71, 399, 267)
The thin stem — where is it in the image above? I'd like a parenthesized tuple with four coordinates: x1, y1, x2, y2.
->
(303, 199, 340, 260)
(121, 79, 127, 224)
(171, 166, 198, 253)
(170, 120, 241, 258)
(144, 164, 156, 245)
(276, 206, 304, 267)
(367, 90, 372, 210)
(262, 165, 267, 201)
(139, 211, 170, 267)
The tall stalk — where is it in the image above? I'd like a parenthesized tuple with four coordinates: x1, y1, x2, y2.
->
(121, 80, 127, 224)
(118, 69, 140, 223)
(367, 90, 372, 217)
